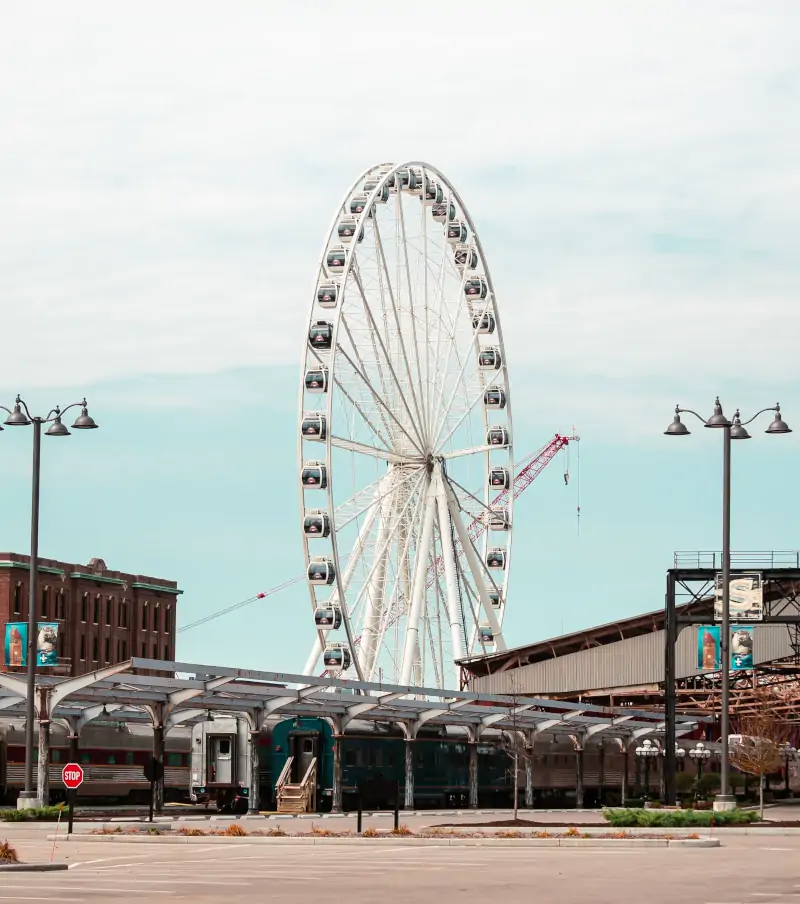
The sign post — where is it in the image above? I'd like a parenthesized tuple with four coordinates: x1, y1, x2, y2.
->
(143, 757, 164, 823)
(62, 763, 84, 835)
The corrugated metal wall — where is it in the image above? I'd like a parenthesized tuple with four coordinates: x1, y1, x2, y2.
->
(471, 624, 795, 695)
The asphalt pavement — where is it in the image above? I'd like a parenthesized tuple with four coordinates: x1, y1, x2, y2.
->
(1, 827, 799, 903)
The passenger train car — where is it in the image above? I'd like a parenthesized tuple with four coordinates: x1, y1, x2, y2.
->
(0, 719, 191, 805)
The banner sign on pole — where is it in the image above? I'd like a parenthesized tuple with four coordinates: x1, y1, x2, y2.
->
(36, 622, 59, 666)
(731, 626, 754, 670)
(4, 623, 27, 666)
(4, 621, 60, 667)
(714, 572, 764, 621)
(698, 625, 721, 670)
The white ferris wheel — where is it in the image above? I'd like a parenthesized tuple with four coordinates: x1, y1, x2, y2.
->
(299, 162, 513, 689)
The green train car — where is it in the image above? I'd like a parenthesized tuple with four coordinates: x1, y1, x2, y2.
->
(262, 717, 513, 811)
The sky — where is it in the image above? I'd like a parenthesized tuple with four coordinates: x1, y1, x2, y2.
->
(1, 1, 799, 676)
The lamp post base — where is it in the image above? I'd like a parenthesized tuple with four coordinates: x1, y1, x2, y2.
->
(713, 795, 737, 812)
(17, 791, 44, 811)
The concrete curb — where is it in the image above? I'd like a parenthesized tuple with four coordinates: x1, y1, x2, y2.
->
(44, 822, 800, 837)
(0, 863, 69, 871)
(46, 834, 719, 848)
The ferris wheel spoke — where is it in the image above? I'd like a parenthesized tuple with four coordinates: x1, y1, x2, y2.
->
(371, 216, 427, 441)
(333, 466, 419, 530)
(330, 436, 410, 464)
(440, 443, 498, 461)
(348, 268, 427, 450)
(434, 364, 487, 452)
(395, 192, 430, 445)
(335, 346, 425, 456)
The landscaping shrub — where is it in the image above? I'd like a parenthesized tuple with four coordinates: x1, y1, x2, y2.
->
(0, 806, 63, 822)
(222, 824, 248, 837)
(602, 808, 757, 828)
(391, 825, 414, 836)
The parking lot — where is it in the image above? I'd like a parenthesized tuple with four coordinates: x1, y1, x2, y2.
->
(1, 829, 800, 903)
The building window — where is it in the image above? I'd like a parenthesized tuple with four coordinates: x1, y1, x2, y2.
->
(118, 600, 127, 628)
(57, 632, 65, 658)
(92, 637, 98, 662)
(13, 584, 21, 616)
(163, 645, 169, 661)
(80, 636, 86, 661)
(57, 591, 66, 620)
(141, 603, 148, 632)
(154, 602, 160, 633)
(93, 595, 100, 625)
(141, 642, 146, 658)
(152, 642, 158, 659)
(104, 638, 110, 663)
(105, 597, 112, 626)
(121, 640, 127, 660)
(81, 593, 88, 622)
(165, 605, 172, 633)
(41, 587, 49, 619)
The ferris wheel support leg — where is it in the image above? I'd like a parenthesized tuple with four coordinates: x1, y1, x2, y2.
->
(435, 480, 465, 663)
(399, 476, 437, 685)
(445, 481, 505, 651)
(358, 487, 393, 680)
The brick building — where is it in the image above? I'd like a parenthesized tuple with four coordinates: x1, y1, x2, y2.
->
(0, 553, 182, 676)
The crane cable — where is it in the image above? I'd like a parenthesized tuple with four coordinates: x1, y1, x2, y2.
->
(179, 437, 580, 636)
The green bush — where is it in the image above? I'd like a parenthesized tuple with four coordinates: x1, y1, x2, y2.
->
(0, 805, 64, 822)
(602, 808, 758, 828)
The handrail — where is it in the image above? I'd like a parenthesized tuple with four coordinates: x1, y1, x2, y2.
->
(299, 757, 317, 788)
(276, 756, 294, 790)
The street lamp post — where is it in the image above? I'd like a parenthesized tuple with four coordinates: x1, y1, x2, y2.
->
(1, 395, 98, 808)
(665, 398, 791, 812)
(689, 741, 712, 799)
(635, 739, 659, 803)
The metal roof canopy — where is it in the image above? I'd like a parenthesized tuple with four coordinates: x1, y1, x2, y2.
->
(0, 658, 707, 741)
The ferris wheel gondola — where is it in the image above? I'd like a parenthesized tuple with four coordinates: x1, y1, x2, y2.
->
(298, 162, 513, 686)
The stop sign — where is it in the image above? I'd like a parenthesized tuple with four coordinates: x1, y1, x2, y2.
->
(62, 763, 84, 790)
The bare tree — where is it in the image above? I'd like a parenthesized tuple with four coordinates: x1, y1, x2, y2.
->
(729, 695, 788, 819)
(498, 677, 533, 821)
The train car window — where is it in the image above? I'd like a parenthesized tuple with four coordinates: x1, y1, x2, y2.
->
(345, 750, 357, 767)
(125, 752, 135, 765)
(108, 754, 116, 765)
(52, 749, 61, 763)
(81, 754, 90, 764)
(219, 740, 230, 756)
(167, 754, 183, 767)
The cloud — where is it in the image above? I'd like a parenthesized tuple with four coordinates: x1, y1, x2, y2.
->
(1, 0, 799, 417)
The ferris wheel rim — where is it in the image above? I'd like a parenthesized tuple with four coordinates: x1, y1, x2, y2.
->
(299, 161, 514, 684)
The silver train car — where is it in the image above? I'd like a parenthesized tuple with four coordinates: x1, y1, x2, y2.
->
(0, 719, 191, 805)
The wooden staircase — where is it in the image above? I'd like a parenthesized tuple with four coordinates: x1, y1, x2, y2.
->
(276, 756, 318, 814)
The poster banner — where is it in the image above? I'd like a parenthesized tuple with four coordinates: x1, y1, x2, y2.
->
(4, 622, 27, 667)
(731, 626, 754, 671)
(698, 625, 721, 670)
(3, 622, 59, 667)
(715, 572, 764, 621)
(36, 623, 59, 666)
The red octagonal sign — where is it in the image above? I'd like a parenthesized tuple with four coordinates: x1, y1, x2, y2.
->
(62, 763, 84, 790)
